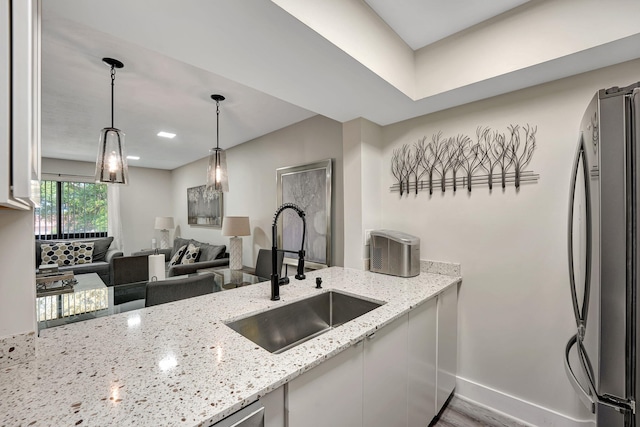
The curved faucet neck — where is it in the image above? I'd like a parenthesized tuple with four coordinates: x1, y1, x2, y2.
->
(271, 203, 307, 301)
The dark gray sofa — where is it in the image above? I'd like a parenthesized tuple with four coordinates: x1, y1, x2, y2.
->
(132, 237, 228, 277)
(35, 236, 123, 285)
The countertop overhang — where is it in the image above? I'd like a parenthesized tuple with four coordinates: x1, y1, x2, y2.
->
(0, 266, 460, 426)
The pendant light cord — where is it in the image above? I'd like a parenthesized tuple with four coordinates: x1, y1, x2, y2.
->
(110, 65, 116, 128)
(215, 99, 220, 150)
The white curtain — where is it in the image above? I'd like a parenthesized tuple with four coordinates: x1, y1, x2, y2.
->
(107, 184, 124, 252)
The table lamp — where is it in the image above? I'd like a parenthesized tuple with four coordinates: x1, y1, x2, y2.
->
(155, 216, 175, 249)
(222, 216, 250, 270)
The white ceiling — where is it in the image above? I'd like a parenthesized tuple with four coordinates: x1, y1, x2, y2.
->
(40, 16, 316, 170)
(364, 0, 531, 50)
(41, 0, 640, 171)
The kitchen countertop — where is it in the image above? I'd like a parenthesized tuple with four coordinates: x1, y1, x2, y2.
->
(0, 266, 460, 426)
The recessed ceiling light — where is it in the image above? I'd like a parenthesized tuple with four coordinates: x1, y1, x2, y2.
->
(157, 131, 176, 139)
(127, 155, 140, 160)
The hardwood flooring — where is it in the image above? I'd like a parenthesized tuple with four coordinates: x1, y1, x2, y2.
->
(431, 395, 529, 427)
(432, 404, 497, 427)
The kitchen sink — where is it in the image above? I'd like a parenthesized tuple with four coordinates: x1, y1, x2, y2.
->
(225, 290, 384, 354)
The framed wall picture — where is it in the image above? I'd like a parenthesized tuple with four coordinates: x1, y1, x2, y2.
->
(187, 185, 223, 227)
(277, 159, 332, 268)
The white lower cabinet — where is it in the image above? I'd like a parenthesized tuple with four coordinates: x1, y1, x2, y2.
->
(261, 385, 285, 427)
(436, 284, 458, 413)
(288, 342, 363, 427)
(363, 314, 408, 427)
(286, 285, 458, 427)
(408, 298, 438, 426)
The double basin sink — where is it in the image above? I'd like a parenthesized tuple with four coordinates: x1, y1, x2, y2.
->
(225, 291, 384, 354)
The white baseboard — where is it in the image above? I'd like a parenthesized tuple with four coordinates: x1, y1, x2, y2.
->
(454, 376, 595, 427)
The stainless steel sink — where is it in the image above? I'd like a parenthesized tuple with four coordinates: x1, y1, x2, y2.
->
(225, 291, 384, 354)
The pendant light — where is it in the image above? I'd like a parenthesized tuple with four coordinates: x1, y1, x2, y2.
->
(95, 57, 128, 184)
(206, 94, 229, 193)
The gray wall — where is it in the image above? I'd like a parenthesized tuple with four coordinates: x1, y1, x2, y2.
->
(376, 58, 640, 424)
(170, 115, 344, 268)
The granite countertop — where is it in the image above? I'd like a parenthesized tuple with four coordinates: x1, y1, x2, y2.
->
(0, 265, 460, 426)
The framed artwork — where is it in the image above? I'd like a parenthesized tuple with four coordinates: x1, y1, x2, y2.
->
(187, 185, 223, 227)
(277, 159, 332, 268)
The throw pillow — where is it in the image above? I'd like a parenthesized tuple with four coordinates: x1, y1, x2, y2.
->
(91, 236, 114, 262)
(180, 243, 200, 264)
(73, 241, 95, 264)
(197, 243, 225, 261)
(169, 244, 187, 266)
(171, 238, 191, 259)
(41, 242, 75, 266)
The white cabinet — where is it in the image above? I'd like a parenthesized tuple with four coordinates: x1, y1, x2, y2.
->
(0, 0, 40, 210)
(288, 342, 363, 427)
(408, 298, 438, 426)
(286, 284, 458, 427)
(288, 314, 409, 427)
(436, 284, 458, 412)
(261, 386, 285, 427)
(363, 314, 408, 427)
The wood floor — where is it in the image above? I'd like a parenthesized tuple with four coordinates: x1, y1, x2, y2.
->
(432, 404, 499, 427)
(429, 395, 529, 427)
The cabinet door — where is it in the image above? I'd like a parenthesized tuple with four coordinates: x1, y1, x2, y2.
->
(436, 285, 458, 412)
(1, 0, 40, 209)
(11, 0, 40, 204)
(363, 314, 408, 427)
(261, 385, 285, 427)
(408, 298, 438, 427)
(0, 0, 11, 207)
(288, 342, 363, 427)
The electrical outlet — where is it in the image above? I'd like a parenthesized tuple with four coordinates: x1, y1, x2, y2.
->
(364, 229, 373, 246)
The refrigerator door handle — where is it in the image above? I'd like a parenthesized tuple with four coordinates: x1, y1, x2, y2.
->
(567, 135, 593, 332)
(565, 334, 596, 413)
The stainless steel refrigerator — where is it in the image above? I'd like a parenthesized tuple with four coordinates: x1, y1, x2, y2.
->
(565, 82, 640, 426)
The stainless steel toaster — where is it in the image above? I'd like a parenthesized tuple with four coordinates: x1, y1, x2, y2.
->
(369, 230, 420, 277)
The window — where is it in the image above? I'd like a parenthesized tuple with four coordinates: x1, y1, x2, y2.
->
(34, 180, 108, 240)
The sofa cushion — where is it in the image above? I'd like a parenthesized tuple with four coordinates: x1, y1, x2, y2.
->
(196, 242, 226, 262)
(41, 242, 75, 266)
(73, 241, 94, 264)
(66, 261, 109, 276)
(181, 243, 200, 264)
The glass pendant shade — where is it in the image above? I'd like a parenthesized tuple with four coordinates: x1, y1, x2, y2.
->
(95, 127, 128, 184)
(95, 57, 127, 185)
(207, 147, 229, 192)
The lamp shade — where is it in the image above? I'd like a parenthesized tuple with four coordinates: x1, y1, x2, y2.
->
(222, 216, 250, 237)
(154, 216, 175, 230)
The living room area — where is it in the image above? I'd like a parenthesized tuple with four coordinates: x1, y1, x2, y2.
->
(34, 111, 346, 328)
(38, 112, 345, 274)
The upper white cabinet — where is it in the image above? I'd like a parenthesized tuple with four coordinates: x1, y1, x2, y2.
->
(0, 0, 41, 210)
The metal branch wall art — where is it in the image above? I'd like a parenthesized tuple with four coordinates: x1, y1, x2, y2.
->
(390, 125, 539, 196)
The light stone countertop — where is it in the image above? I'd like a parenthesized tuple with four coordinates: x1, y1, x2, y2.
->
(0, 266, 460, 427)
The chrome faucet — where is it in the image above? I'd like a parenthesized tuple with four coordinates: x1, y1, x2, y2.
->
(271, 203, 306, 301)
